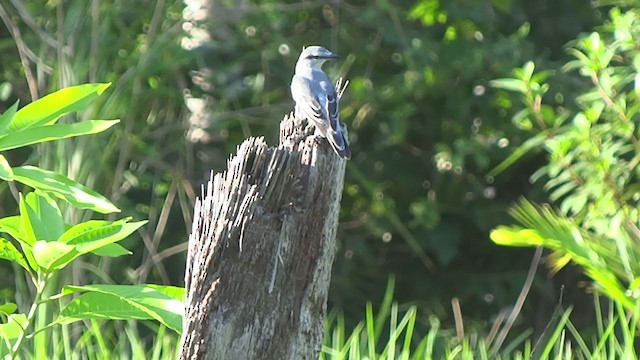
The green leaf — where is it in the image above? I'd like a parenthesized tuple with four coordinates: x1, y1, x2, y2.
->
(0, 215, 37, 271)
(488, 131, 548, 177)
(0, 120, 119, 151)
(26, 218, 143, 271)
(21, 192, 65, 242)
(0, 100, 19, 134)
(489, 78, 527, 94)
(8, 83, 111, 132)
(490, 226, 545, 247)
(12, 166, 120, 214)
(56, 292, 154, 322)
(0, 313, 27, 340)
(511, 108, 533, 130)
(585, 268, 634, 310)
(57, 220, 111, 243)
(0, 216, 24, 245)
(59, 284, 184, 334)
(0, 237, 30, 272)
(584, 32, 602, 54)
(522, 61, 535, 83)
(146, 284, 186, 301)
(0, 302, 17, 315)
(18, 194, 37, 246)
(0, 154, 13, 180)
(32, 240, 77, 271)
(563, 49, 592, 73)
(91, 243, 132, 257)
(59, 219, 146, 254)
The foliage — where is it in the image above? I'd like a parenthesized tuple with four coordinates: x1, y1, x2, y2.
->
(0, 0, 625, 353)
(0, 84, 182, 358)
(490, 7, 640, 314)
(0, 0, 193, 286)
(1, 1, 192, 354)
(321, 277, 640, 359)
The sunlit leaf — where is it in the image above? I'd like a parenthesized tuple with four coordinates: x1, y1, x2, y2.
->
(8, 83, 111, 132)
(0, 154, 13, 180)
(56, 292, 152, 322)
(490, 226, 545, 247)
(12, 166, 119, 214)
(0, 120, 119, 151)
(60, 218, 146, 254)
(58, 284, 184, 334)
(522, 61, 535, 83)
(0, 100, 19, 134)
(32, 240, 77, 271)
(0, 237, 29, 272)
(21, 192, 65, 242)
(0, 216, 23, 246)
(0, 313, 27, 340)
(489, 78, 527, 94)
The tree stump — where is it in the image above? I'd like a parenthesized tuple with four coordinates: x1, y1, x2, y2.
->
(178, 113, 347, 360)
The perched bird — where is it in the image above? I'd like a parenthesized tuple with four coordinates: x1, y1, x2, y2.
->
(291, 46, 351, 159)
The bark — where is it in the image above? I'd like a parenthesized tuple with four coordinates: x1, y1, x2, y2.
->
(178, 113, 347, 360)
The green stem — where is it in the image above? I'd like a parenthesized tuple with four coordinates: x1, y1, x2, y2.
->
(10, 273, 47, 358)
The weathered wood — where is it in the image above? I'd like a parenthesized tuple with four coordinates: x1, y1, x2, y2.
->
(178, 113, 347, 360)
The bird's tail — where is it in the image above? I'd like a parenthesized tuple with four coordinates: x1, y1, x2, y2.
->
(327, 125, 351, 160)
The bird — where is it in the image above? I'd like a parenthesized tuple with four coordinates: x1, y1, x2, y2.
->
(290, 46, 351, 159)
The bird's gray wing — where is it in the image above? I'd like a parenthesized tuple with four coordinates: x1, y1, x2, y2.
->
(315, 71, 341, 133)
(292, 72, 341, 132)
(291, 73, 350, 158)
(291, 74, 325, 124)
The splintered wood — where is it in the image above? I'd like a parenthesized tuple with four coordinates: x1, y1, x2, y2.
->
(179, 114, 346, 360)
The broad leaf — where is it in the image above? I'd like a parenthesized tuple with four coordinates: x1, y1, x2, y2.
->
(59, 284, 184, 334)
(0, 313, 26, 355)
(32, 240, 77, 271)
(59, 219, 146, 254)
(0, 216, 25, 245)
(0, 120, 119, 151)
(0, 154, 13, 180)
(0, 215, 37, 270)
(57, 220, 112, 243)
(12, 166, 119, 214)
(0, 237, 29, 272)
(21, 192, 65, 242)
(18, 194, 36, 246)
(0, 302, 17, 315)
(0, 313, 27, 340)
(91, 243, 132, 257)
(56, 292, 153, 322)
(0, 100, 19, 134)
(8, 83, 110, 132)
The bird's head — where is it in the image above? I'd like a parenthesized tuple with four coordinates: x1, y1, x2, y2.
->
(297, 46, 338, 69)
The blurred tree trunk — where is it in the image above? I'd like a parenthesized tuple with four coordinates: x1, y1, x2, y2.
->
(178, 114, 347, 360)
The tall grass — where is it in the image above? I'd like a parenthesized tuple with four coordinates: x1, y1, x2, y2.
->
(321, 277, 640, 359)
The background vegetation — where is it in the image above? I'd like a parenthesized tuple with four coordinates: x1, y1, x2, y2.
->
(1, 0, 639, 357)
